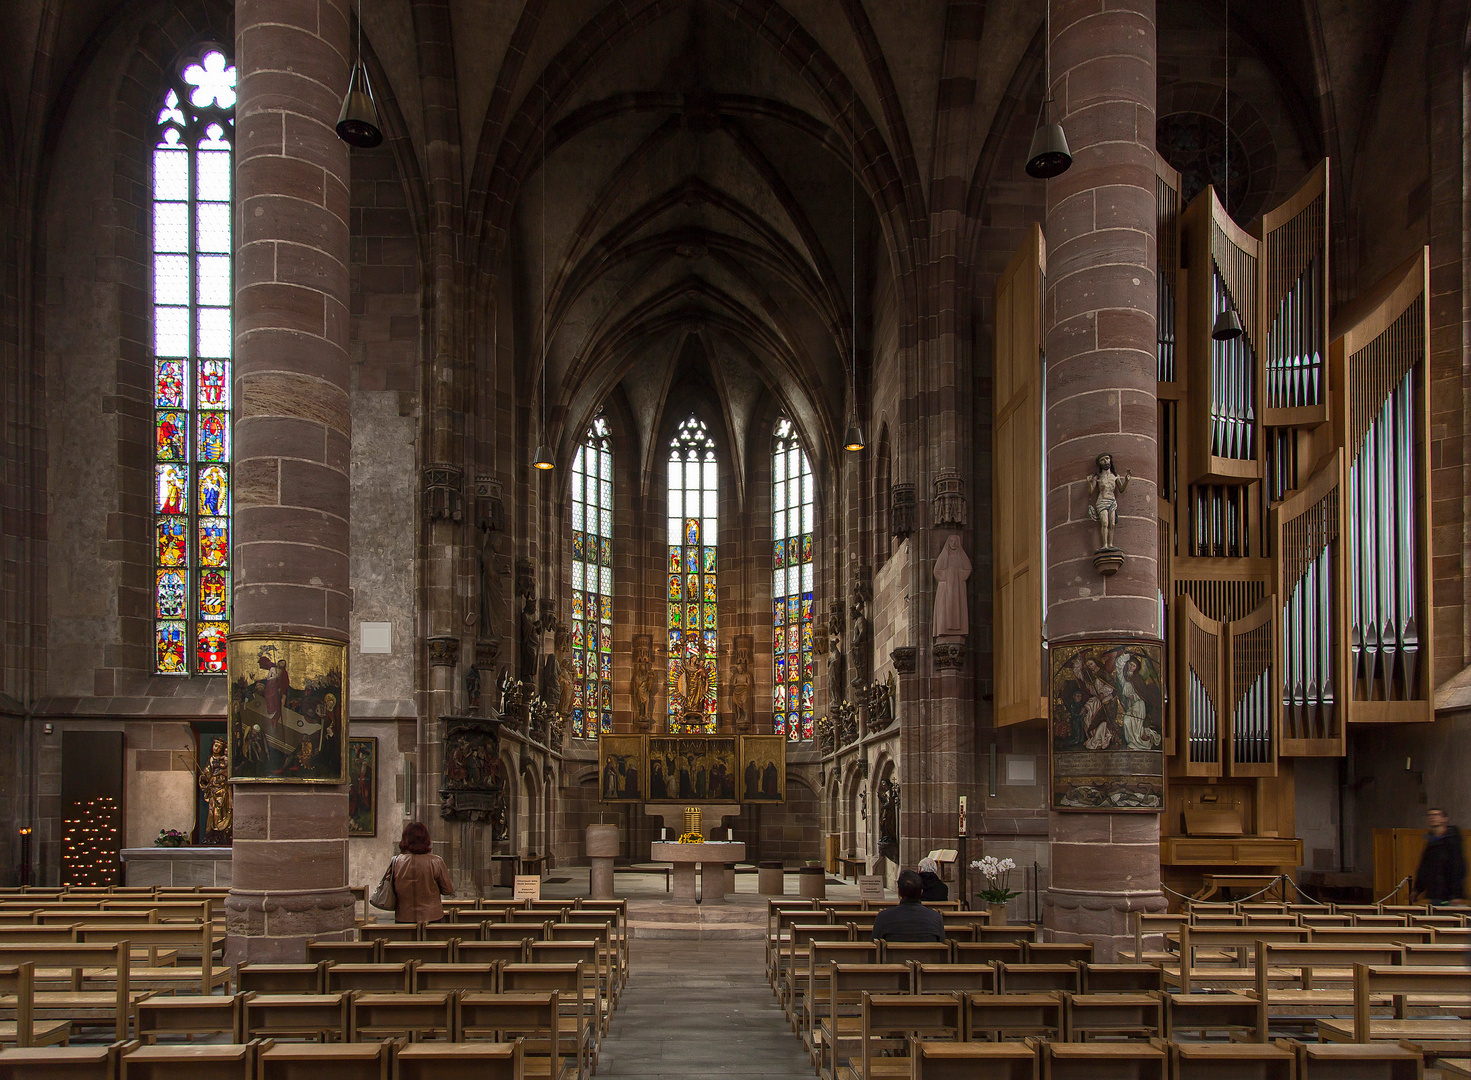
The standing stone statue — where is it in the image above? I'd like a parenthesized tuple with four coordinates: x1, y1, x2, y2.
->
(1087, 452, 1131, 552)
(519, 592, 540, 683)
(730, 638, 755, 732)
(677, 654, 710, 723)
(849, 585, 871, 687)
(932, 534, 972, 638)
(827, 618, 846, 705)
(198, 738, 232, 843)
(877, 778, 900, 865)
(631, 636, 654, 730)
(555, 624, 574, 716)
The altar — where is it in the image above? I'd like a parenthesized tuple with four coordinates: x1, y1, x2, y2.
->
(651, 840, 745, 903)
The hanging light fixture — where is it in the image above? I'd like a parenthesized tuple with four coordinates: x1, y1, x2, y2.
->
(845, 94, 865, 453)
(1026, 0, 1071, 179)
(336, 2, 383, 148)
(1211, 0, 1243, 342)
(532, 82, 555, 471)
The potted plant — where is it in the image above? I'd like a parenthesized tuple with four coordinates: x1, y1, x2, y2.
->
(971, 855, 1020, 924)
(154, 828, 189, 848)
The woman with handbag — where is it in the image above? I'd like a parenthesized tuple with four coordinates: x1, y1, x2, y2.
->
(374, 821, 454, 922)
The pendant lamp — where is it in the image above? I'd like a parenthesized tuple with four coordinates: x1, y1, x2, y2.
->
(844, 414, 865, 453)
(337, 5, 382, 148)
(1026, 0, 1071, 179)
(533, 444, 555, 470)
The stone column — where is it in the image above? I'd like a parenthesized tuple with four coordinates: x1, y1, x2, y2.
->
(227, 0, 355, 963)
(1042, 0, 1165, 958)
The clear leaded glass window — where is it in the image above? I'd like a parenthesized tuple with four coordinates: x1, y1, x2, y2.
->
(772, 418, 815, 740)
(152, 48, 236, 674)
(571, 414, 614, 738)
(667, 417, 718, 732)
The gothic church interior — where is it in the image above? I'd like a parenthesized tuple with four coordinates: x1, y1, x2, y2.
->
(0, 0, 1468, 978)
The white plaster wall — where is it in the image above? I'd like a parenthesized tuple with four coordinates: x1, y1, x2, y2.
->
(345, 720, 405, 890)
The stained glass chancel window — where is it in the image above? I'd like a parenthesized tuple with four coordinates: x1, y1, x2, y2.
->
(152, 48, 236, 675)
(772, 418, 815, 740)
(668, 418, 718, 733)
(571, 415, 614, 738)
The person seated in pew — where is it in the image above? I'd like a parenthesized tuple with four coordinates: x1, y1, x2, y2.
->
(917, 858, 949, 902)
(870, 871, 946, 942)
(392, 821, 455, 923)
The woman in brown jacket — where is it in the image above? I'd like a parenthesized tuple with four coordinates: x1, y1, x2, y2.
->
(390, 821, 454, 922)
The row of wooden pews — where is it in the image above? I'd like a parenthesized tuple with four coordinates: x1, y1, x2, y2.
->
(768, 897, 1469, 1080)
(0, 891, 630, 1080)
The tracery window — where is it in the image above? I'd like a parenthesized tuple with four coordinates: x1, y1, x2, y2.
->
(152, 48, 236, 675)
(571, 414, 614, 737)
(772, 418, 815, 740)
(667, 417, 718, 732)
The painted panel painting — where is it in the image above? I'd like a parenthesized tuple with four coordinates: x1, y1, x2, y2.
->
(347, 736, 377, 837)
(597, 735, 646, 803)
(228, 634, 346, 783)
(739, 735, 786, 803)
(646, 736, 737, 802)
(1049, 638, 1165, 811)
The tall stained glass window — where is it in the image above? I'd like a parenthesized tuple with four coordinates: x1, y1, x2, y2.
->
(571, 414, 614, 738)
(772, 418, 815, 740)
(152, 49, 236, 674)
(668, 417, 718, 732)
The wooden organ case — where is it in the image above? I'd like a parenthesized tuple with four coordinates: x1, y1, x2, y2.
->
(992, 159, 1435, 901)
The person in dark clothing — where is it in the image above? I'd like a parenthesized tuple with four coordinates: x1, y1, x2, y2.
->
(917, 857, 949, 902)
(1414, 807, 1466, 905)
(871, 870, 947, 942)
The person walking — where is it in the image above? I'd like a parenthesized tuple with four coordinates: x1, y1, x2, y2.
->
(870, 870, 946, 942)
(391, 821, 455, 922)
(917, 857, 949, 901)
(1414, 808, 1466, 906)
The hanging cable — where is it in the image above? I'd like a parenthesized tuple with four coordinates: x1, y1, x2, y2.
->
(533, 79, 554, 470)
(844, 92, 865, 452)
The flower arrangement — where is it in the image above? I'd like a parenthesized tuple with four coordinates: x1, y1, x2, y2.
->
(154, 828, 189, 848)
(970, 855, 1020, 904)
(677, 831, 705, 844)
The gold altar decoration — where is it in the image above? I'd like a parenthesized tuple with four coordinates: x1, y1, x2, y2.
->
(683, 806, 702, 836)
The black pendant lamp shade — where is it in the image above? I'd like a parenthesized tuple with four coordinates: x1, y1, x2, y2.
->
(1026, 118, 1072, 179)
(1212, 306, 1244, 341)
(844, 414, 866, 453)
(532, 444, 555, 470)
(336, 60, 383, 148)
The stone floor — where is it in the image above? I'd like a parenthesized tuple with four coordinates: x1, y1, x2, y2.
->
(594, 937, 813, 1078)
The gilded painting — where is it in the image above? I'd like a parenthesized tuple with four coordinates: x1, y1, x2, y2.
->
(228, 634, 346, 783)
(647, 736, 738, 802)
(598, 735, 647, 802)
(1049, 638, 1165, 811)
(739, 735, 786, 803)
(347, 737, 377, 837)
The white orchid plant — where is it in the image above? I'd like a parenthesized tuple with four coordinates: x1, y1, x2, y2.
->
(970, 855, 1020, 904)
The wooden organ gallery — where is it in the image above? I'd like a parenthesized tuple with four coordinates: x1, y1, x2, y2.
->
(994, 158, 1435, 900)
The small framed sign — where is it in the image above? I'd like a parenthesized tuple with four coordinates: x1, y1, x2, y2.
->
(857, 875, 884, 901)
(513, 875, 542, 901)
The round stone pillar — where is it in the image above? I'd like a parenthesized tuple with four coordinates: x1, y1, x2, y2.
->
(1042, 0, 1166, 959)
(226, 0, 355, 963)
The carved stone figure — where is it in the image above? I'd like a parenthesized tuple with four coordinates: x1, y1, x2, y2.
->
(677, 654, 710, 721)
(932, 534, 973, 638)
(465, 665, 481, 713)
(497, 668, 517, 715)
(877, 778, 900, 864)
(849, 584, 871, 687)
(199, 738, 231, 843)
(539, 645, 560, 713)
(477, 526, 505, 640)
(1087, 452, 1131, 552)
(631, 636, 654, 731)
(519, 593, 541, 682)
(827, 620, 846, 705)
(553, 623, 573, 717)
(730, 638, 755, 733)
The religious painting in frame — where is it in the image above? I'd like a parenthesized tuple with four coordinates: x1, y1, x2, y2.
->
(646, 735, 738, 802)
(347, 737, 377, 837)
(1049, 638, 1165, 811)
(597, 735, 647, 803)
(227, 633, 347, 783)
(738, 735, 786, 803)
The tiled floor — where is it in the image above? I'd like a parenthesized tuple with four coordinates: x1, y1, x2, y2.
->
(594, 937, 814, 1078)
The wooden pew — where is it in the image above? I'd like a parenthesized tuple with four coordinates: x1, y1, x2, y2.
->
(0, 943, 136, 1042)
(257, 1040, 394, 1080)
(236, 963, 326, 994)
(911, 964, 996, 995)
(241, 992, 353, 1043)
(813, 965, 910, 1080)
(133, 994, 241, 1044)
(954, 943, 1024, 966)
(307, 941, 380, 966)
(855, 993, 963, 1080)
(324, 963, 414, 993)
(1313, 964, 1471, 1044)
(1037, 1040, 1166, 1080)
(74, 924, 225, 996)
(360, 924, 419, 944)
(454, 941, 528, 966)
(413, 963, 499, 993)
(500, 964, 594, 1074)
(910, 1040, 1037, 1080)
(379, 943, 452, 967)
(394, 1042, 522, 1080)
(1024, 943, 1093, 965)
(0, 963, 70, 1048)
(1170, 1042, 1294, 1080)
(1161, 992, 1259, 1040)
(1249, 941, 1403, 1040)
(801, 943, 881, 1037)
(455, 991, 579, 1080)
(350, 991, 454, 1043)
(965, 993, 1063, 1042)
(1283, 1039, 1421, 1080)
(1060, 992, 1162, 1041)
(0, 1043, 127, 1080)
(994, 963, 1079, 994)
(118, 1042, 257, 1080)
(1167, 925, 1310, 992)
(877, 942, 951, 967)
(1077, 963, 1163, 994)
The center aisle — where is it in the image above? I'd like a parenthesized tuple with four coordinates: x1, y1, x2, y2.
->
(593, 937, 814, 1078)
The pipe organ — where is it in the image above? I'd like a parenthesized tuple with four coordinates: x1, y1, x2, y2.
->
(992, 156, 1435, 898)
